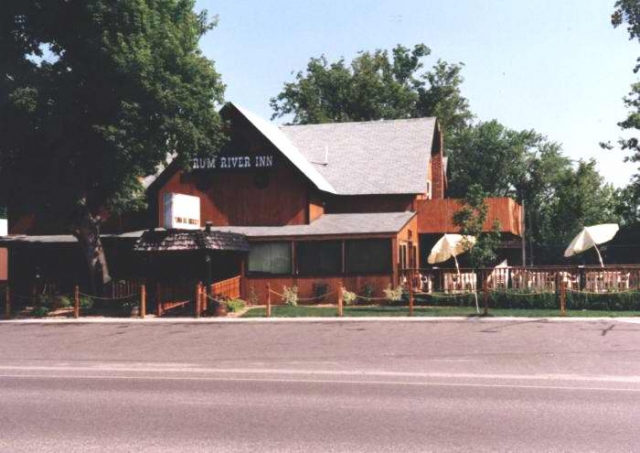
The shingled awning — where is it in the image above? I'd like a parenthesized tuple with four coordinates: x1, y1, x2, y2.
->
(134, 229, 250, 253)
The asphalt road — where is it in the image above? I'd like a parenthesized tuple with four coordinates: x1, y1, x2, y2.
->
(1, 319, 640, 452)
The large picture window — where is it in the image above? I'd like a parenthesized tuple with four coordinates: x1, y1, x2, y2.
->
(248, 242, 292, 275)
(345, 239, 392, 274)
(296, 241, 342, 276)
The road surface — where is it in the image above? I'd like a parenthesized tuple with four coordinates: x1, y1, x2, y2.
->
(0, 319, 639, 452)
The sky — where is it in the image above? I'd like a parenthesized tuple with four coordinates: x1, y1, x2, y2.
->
(196, 0, 639, 188)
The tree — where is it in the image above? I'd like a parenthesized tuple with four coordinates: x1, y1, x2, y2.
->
(270, 44, 472, 135)
(0, 1, 226, 290)
(452, 184, 502, 270)
(611, 0, 640, 190)
(533, 160, 620, 262)
(446, 120, 544, 198)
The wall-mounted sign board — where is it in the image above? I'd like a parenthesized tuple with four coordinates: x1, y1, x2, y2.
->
(163, 193, 201, 230)
(192, 155, 274, 171)
(0, 219, 7, 236)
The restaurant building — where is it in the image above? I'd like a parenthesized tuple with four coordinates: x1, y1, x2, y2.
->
(0, 103, 523, 307)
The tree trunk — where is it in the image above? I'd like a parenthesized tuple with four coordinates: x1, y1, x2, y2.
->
(73, 210, 111, 294)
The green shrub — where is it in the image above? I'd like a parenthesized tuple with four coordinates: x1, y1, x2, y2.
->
(31, 306, 50, 318)
(357, 283, 375, 304)
(79, 297, 93, 310)
(566, 291, 640, 311)
(342, 289, 357, 306)
(225, 299, 246, 313)
(58, 296, 73, 308)
(383, 285, 404, 302)
(248, 286, 259, 306)
(282, 286, 298, 306)
(489, 290, 557, 310)
(420, 292, 476, 307)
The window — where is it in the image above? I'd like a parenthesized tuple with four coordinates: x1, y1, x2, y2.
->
(296, 241, 342, 276)
(399, 244, 407, 270)
(248, 242, 292, 275)
(345, 239, 392, 274)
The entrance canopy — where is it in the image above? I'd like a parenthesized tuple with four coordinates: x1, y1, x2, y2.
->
(133, 229, 250, 253)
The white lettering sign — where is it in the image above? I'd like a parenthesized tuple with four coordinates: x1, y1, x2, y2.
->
(192, 155, 274, 171)
(163, 193, 201, 230)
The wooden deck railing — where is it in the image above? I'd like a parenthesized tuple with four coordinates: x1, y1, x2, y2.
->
(210, 275, 242, 300)
(400, 265, 640, 294)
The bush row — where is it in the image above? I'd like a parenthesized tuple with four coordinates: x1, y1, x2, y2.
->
(414, 290, 640, 311)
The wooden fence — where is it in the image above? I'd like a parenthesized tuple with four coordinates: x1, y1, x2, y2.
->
(210, 275, 242, 300)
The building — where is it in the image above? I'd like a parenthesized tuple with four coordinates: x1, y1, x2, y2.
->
(0, 103, 523, 308)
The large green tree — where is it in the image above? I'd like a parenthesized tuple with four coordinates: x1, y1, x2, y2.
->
(270, 44, 472, 136)
(0, 1, 225, 289)
(611, 0, 640, 188)
(447, 120, 620, 263)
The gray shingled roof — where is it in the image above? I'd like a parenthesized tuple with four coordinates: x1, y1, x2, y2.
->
(280, 118, 436, 195)
(121, 212, 415, 240)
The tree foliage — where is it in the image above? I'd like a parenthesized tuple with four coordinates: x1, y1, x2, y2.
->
(452, 184, 501, 269)
(270, 44, 472, 136)
(0, 0, 225, 286)
(611, 0, 640, 190)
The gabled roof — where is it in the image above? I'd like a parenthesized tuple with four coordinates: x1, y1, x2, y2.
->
(230, 104, 336, 194)
(134, 229, 249, 253)
(144, 104, 437, 197)
(280, 117, 437, 195)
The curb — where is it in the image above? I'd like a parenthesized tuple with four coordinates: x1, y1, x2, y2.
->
(1, 316, 639, 324)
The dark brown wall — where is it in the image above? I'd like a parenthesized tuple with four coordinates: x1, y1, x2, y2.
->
(325, 194, 416, 214)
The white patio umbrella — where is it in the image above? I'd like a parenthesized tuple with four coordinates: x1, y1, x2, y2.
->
(564, 223, 619, 267)
(428, 234, 478, 313)
(428, 234, 477, 273)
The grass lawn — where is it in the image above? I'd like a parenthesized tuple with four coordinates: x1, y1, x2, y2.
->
(241, 305, 640, 318)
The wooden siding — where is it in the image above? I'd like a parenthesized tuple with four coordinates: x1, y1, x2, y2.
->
(155, 108, 313, 227)
(417, 197, 523, 236)
(0, 248, 6, 281)
(308, 192, 325, 222)
(210, 275, 242, 300)
(242, 275, 393, 305)
(325, 195, 415, 214)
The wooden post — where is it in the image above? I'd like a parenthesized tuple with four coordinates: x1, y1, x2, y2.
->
(408, 272, 415, 317)
(156, 282, 162, 317)
(139, 284, 146, 319)
(74, 285, 80, 319)
(195, 282, 202, 318)
(337, 281, 344, 317)
(482, 272, 489, 316)
(4, 286, 10, 320)
(266, 282, 272, 318)
(560, 280, 567, 316)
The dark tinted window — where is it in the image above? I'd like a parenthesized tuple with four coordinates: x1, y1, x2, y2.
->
(345, 239, 392, 274)
(296, 241, 342, 276)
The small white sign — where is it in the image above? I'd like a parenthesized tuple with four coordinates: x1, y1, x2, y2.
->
(163, 193, 201, 230)
(0, 219, 7, 236)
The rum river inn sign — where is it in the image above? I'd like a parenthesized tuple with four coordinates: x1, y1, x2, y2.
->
(192, 155, 274, 171)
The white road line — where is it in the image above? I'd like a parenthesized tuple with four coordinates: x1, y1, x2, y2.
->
(0, 373, 639, 392)
(0, 363, 640, 384)
(0, 364, 639, 384)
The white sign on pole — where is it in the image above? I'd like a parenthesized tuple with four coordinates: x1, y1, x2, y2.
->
(163, 193, 201, 230)
(0, 219, 7, 236)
